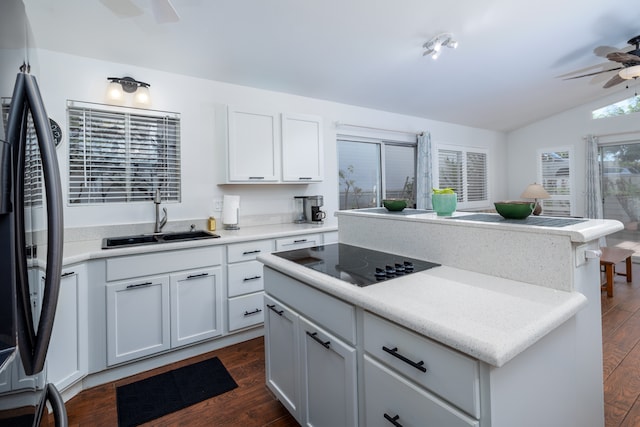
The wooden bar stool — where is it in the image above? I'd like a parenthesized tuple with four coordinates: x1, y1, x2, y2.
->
(599, 247, 634, 297)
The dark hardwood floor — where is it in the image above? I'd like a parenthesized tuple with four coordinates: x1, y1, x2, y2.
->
(59, 337, 299, 427)
(49, 262, 640, 426)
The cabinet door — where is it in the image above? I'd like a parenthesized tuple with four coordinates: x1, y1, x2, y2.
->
(170, 267, 223, 348)
(227, 106, 280, 182)
(48, 268, 87, 390)
(364, 356, 478, 427)
(106, 276, 170, 365)
(264, 295, 301, 422)
(281, 113, 323, 182)
(300, 317, 357, 427)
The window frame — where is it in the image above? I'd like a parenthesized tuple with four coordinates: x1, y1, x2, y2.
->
(433, 143, 490, 210)
(66, 100, 181, 205)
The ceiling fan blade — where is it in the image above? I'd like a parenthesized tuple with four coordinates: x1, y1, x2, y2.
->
(603, 74, 625, 88)
(99, 0, 143, 18)
(562, 67, 622, 80)
(606, 51, 640, 63)
(151, 0, 180, 23)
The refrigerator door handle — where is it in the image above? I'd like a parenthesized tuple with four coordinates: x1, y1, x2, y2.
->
(22, 74, 64, 376)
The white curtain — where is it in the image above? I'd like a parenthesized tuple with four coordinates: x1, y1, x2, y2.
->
(585, 134, 603, 219)
(416, 132, 432, 209)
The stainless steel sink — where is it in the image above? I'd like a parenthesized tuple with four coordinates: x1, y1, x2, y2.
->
(102, 230, 220, 249)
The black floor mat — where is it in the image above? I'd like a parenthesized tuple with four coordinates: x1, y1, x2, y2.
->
(116, 357, 238, 427)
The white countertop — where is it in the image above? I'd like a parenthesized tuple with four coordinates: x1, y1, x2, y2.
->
(258, 251, 587, 367)
(61, 222, 338, 265)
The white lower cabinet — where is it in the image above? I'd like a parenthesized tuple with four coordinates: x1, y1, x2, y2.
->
(106, 275, 171, 366)
(264, 268, 358, 427)
(264, 295, 301, 419)
(48, 266, 88, 390)
(170, 267, 223, 347)
(300, 316, 357, 427)
(228, 292, 265, 331)
(364, 356, 478, 427)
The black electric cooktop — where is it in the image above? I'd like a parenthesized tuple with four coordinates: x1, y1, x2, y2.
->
(273, 243, 440, 287)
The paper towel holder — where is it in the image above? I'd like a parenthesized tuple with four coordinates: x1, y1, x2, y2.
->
(222, 195, 240, 230)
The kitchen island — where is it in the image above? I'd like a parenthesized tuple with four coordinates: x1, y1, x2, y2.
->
(259, 209, 622, 427)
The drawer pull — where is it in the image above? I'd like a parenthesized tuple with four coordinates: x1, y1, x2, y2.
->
(243, 275, 262, 282)
(306, 331, 330, 349)
(293, 239, 307, 243)
(298, 177, 312, 180)
(187, 272, 209, 279)
(267, 304, 284, 316)
(248, 176, 264, 180)
(382, 346, 427, 373)
(242, 250, 261, 255)
(126, 281, 153, 290)
(384, 413, 403, 427)
(244, 308, 263, 317)
(61, 271, 75, 277)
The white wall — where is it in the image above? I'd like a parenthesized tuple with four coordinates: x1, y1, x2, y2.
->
(507, 87, 640, 217)
(32, 49, 507, 229)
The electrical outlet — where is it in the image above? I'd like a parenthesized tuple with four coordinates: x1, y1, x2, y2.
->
(575, 244, 587, 267)
(214, 200, 223, 211)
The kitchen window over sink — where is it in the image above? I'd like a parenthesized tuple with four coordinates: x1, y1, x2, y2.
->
(67, 101, 181, 204)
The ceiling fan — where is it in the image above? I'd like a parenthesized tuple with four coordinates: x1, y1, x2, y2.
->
(565, 35, 640, 88)
(100, 0, 180, 23)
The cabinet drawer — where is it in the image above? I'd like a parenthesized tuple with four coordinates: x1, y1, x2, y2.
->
(364, 356, 478, 427)
(228, 292, 265, 331)
(364, 312, 480, 417)
(265, 268, 356, 345)
(275, 234, 322, 251)
(228, 260, 264, 297)
(106, 246, 223, 282)
(227, 240, 274, 263)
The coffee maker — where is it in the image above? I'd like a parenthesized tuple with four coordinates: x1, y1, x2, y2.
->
(301, 195, 326, 224)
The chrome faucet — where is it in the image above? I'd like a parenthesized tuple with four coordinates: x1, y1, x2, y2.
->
(154, 189, 167, 233)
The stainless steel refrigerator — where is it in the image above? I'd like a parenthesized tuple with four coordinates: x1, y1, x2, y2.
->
(0, 0, 66, 425)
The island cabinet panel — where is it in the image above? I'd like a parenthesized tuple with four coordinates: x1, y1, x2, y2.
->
(364, 356, 478, 427)
(264, 294, 301, 420)
(106, 275, 171, 366)
(299, 316, 357, 427)
(264, 268, 356, 345)
(364, 311, 481, 418)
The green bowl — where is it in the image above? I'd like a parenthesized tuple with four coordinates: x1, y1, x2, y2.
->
(383, 199, 407, 211)
(494, 201, 535, 219)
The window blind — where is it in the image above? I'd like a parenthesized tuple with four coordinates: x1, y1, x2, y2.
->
(539, 150, 572, 216)
(67, 101, 181, 204)
(436, 146, 489, 207)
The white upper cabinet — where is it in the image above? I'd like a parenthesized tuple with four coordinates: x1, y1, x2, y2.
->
(281, 113, 324, 182)
(227, 106, 280, 182)
(224, 106, 323, 183)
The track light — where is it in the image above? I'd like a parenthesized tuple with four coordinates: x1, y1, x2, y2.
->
(106, 76, 152, 107)
(423, 33, 458, 60)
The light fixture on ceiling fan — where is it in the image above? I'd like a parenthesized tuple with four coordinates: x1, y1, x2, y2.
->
(423, 33, 458, 60)
(619, 65, 640, 80)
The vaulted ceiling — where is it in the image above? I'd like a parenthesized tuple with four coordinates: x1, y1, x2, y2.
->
(23, 0, 640, 131)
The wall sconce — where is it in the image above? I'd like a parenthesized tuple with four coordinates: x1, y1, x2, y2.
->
(521, 182, 550, 216)
(423, 33, 458, 60)
(106, 76, 151, 107)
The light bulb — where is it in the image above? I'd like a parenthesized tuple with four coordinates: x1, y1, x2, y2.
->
(106, 81, 124, 103)
(134, 86, 151, 107)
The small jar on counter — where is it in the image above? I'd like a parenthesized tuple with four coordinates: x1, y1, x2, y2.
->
(207, 216, 216, 231)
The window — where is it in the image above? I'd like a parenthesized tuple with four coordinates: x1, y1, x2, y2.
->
(338, 138, 416, 209)
(538, 148, 573, 216)
(434, 144, 488, 209)
(592, 96, 640, 119)
(67, 101, 181, 204)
